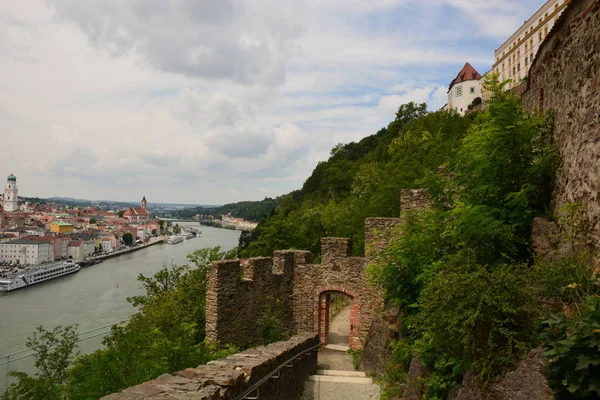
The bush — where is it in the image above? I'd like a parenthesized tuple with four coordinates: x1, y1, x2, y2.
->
(540, 298, 600, 398)
(258, 297, 290, 345)
(420, 264, 538, 384)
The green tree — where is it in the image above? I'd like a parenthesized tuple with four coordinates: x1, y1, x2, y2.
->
(173, 223, 182, 234)
(122, 232, 133, 246)
(67, 246, 238, 399)
(117, 210, 125, 218)
(2, 325, 79, 400)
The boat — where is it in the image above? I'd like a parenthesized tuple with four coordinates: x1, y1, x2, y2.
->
(166, 235, 184, 245)
(0, 261, 81, 292)
(185, 232, 194, 240)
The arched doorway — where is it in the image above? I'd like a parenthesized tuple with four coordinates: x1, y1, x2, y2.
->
(317, 289, 359, 349)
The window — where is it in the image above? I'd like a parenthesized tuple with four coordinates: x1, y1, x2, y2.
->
(456, 86, 463, 97)
(470, 87, 476, 94)
(517, 63, 521, 72)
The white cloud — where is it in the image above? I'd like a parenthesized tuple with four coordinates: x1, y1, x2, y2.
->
(0, 0, 541, 204)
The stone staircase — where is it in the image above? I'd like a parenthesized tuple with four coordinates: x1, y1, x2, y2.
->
(302, 369, 380, 400)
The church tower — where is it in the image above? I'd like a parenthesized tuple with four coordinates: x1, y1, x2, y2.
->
(4, 174, 18, 212)
(141, 195, 147, 209)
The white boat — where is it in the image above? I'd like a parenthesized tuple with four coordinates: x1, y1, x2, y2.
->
(185, 232, 194, 239)
(166, 235, 184, 244)
(0, 261, 81, 292)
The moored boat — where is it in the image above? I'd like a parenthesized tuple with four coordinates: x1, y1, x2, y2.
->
(0, 261, 81, 292)
(166, 235, 184, 245)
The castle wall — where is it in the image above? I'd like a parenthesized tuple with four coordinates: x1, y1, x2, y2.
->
(522, 0, 600, 245)
(206, 189, 432, 349)
(206, 252, 298, 347)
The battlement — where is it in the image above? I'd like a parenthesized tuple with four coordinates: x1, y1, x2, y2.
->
(206, 250, 311, 347)
(207, 189, 432, 349)
(321, 237, 352, 261)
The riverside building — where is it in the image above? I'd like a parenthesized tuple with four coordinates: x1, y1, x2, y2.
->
(0, 239, 54, 265)
(492, 0, 570, 89)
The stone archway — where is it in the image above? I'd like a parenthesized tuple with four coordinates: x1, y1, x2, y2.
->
(316, 287, 360, 349)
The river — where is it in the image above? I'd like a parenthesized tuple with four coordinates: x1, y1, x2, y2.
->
(0, 223, 240, 393)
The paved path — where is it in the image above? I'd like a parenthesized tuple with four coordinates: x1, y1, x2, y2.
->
(302, 306, 380, 400)
(327, 306, 350, 347)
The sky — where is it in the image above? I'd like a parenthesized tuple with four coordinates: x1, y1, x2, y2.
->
(0, 0, 545, 205)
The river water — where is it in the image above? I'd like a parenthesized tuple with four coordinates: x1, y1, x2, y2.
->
(0, 223, 239, 392)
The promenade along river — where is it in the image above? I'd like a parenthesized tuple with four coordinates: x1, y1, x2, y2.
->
(0, 224, 240, 392)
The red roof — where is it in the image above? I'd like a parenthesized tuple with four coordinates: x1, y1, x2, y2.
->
(68, 241, 82, 247)
(123, 207, 150, 216)
(448, 62, 482, 91)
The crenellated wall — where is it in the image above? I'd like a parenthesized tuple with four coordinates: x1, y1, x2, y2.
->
(206, 252, 299, 347)
(206, 189, 432, 350)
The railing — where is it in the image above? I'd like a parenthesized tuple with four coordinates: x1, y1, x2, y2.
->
(234, 342, 320, 400)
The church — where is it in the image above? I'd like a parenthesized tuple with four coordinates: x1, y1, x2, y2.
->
(123, 196, 151, 223)
(2, 174, 19, 213)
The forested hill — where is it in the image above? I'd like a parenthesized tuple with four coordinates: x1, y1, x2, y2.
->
(241, 102, 475, 257)
(164, 198, 282, 222)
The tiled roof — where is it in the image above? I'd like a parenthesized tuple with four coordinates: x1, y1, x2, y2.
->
(124, 207, 150, 216)
(4, 239, 47, 245)
(448, 62, 482, 91)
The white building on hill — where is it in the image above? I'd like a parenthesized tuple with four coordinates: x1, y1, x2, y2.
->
(492, 0, 570, 89)
(447, 62, 482, 115)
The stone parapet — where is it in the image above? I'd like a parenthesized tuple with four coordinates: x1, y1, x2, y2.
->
(206, 253, 306, 347)
(101, 334, 319, 400)
(321, 237, 352, 262)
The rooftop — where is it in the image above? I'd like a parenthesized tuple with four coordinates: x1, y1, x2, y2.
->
(3, 239, 48, 246)
(52, 221, 73, 226)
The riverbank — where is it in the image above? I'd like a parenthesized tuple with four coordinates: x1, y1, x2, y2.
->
(88, 237, 166, 263)
(0, 224, 241, 395)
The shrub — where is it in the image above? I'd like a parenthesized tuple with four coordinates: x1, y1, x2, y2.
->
(420, 264, 538, 384)
(258, 297, 290, 345)
(540, 298, 600, 398)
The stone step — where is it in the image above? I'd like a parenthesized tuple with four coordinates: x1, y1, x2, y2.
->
(308, 375, 373, 384)
(316, 369, 366, 377)
(324, 344, 350, 351)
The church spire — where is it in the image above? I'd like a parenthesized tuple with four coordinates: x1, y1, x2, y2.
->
(141, 195, 147, 209)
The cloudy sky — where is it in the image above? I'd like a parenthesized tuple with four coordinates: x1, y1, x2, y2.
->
(1, 0, 543, 205)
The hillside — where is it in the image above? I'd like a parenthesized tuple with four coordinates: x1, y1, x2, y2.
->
(240, 102, 475, 257)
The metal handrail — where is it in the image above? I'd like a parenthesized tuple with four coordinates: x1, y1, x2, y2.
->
(234, 342, 320, 400)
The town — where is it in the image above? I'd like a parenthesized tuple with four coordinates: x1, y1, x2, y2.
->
(0, 173, 254, 268)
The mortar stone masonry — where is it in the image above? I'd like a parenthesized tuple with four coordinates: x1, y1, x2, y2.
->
(522, 0, 600, 251)
(101, 334, 319, 400)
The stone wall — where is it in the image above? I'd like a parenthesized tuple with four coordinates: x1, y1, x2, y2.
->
(522, 0, 600, 247)
(101, 334, 319, 400)
(207, 189, 430, 350)
(293, 238, 383, 349)
(206, 252, 300, 348)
